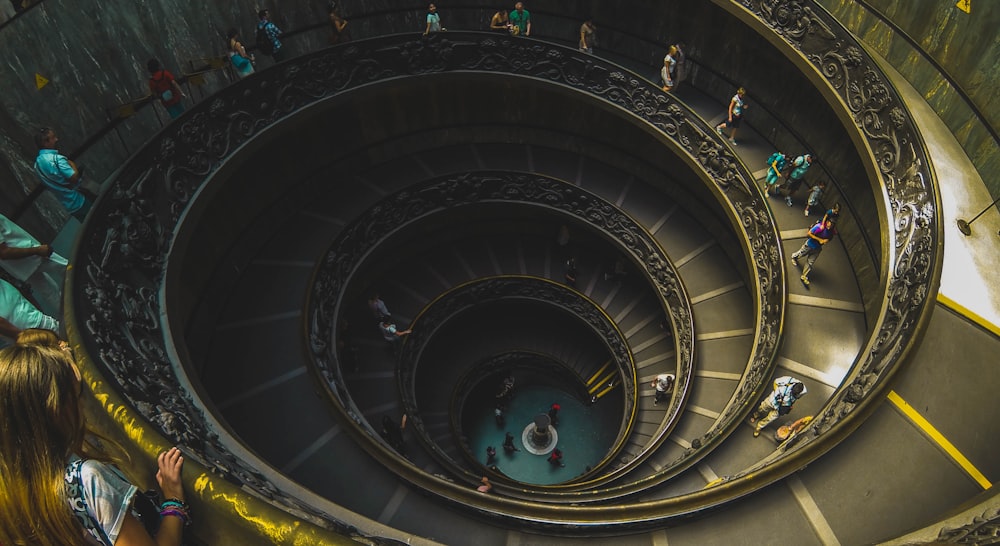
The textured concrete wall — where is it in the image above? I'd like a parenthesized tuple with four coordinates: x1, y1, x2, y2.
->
(0, 0, 331, 236)
(816, 0, 1000, 199)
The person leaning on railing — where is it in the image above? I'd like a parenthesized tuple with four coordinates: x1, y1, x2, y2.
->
(227, 28, 255, 79)
(33, 127, 95, 222)
(0, 329, 190, 545)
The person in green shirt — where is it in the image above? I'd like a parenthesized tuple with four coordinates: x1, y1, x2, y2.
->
(510, 2, 531, 36)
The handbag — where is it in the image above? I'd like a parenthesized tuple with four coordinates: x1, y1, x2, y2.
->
(231, 53, 252, 71)
(778, 404, 792, 416)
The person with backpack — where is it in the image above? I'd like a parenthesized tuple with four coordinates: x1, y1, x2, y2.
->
(764, 151, 786, 196)
(782, 153, 813, 207)
(147, 58, 185, 119)
(256, 9, 284, 62)
(749, 376, 807, 437)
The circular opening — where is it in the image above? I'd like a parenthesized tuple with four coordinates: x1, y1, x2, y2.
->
(462, 361, 623, 485)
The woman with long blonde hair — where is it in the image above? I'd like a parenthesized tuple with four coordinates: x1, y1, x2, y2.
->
(0, 329, 187, 545)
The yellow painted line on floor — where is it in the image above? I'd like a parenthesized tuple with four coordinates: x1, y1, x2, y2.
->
(937, 293, 1000, 339)
(887, 390, 992, 490)
(586, 359, 612, 388)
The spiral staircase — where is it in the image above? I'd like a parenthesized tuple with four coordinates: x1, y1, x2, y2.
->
(61, 2, 1000, 545)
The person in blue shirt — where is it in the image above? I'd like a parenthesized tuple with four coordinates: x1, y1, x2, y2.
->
(749, 376, 807, 437)
(257, 9, 284, 61)
(791, 218, 837, 286)
(33, 128, 93, 222)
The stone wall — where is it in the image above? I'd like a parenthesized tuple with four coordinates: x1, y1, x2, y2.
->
(0, 0, 332, 236)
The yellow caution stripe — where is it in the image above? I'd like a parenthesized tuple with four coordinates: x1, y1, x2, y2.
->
(586, 359, 612, 388)
(887, 390, 992, 490)
(937, 293, 1000, 339)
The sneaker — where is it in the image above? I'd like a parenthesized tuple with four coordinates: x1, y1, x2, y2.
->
(804, 209, 810, 216)
(791, 255, 799, 267)
(653, 399, 659, 406)
(729, 139, 737, 146)
(753, 429, 760, 438)
(716, 126, 724, 136)
(785, 196, 793, 207)
(800, 274, 810, 286)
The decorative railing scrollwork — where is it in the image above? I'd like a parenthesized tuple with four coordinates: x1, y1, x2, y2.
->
(710, 0, 941, 476)
(393, 276, 635, 491)
(306, 173, 699, 491)
(75, 27, 891, 531)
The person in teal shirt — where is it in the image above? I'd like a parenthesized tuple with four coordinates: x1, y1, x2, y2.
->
(33, 128, 92, 221)
(783, 153, 814, 207)
(510, 2, 531, 36)
(424, 3, 442, 35)
(764, 151, 786, 195)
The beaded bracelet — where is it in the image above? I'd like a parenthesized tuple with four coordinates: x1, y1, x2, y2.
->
(160, 498, 190, 511)
(159, 508, 192, 527)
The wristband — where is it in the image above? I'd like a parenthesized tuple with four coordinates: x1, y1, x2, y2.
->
(159, 508, 191, 526)
(161, 498, 190, 511)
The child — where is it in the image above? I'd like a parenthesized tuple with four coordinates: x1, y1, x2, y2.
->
(804, 181, 826, 216)
(822, 202, 841, 224)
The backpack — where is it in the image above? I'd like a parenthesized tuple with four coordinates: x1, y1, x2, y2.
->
(256, 24, 274, 56)
(765, 152, 785, 170)
(149, 71, 175, 103)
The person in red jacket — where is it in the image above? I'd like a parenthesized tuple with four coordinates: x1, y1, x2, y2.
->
(548, 448, 565, 467)
(147, 58, 185, 119)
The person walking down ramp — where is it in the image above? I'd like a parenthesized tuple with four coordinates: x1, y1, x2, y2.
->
(749, 376, 807, 437)
(791, 218, 837, 287)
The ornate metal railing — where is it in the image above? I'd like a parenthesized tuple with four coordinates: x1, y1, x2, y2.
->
(390, 275, 636, 491)
(71, 29, 862, 532)
(305, 172, 699, 489)
(304, 165, 784, 500)
(700, 0, 941, 478)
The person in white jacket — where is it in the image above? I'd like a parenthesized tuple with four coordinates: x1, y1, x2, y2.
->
(749, 376, 807, 437)
(0, 213, 67, 316)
